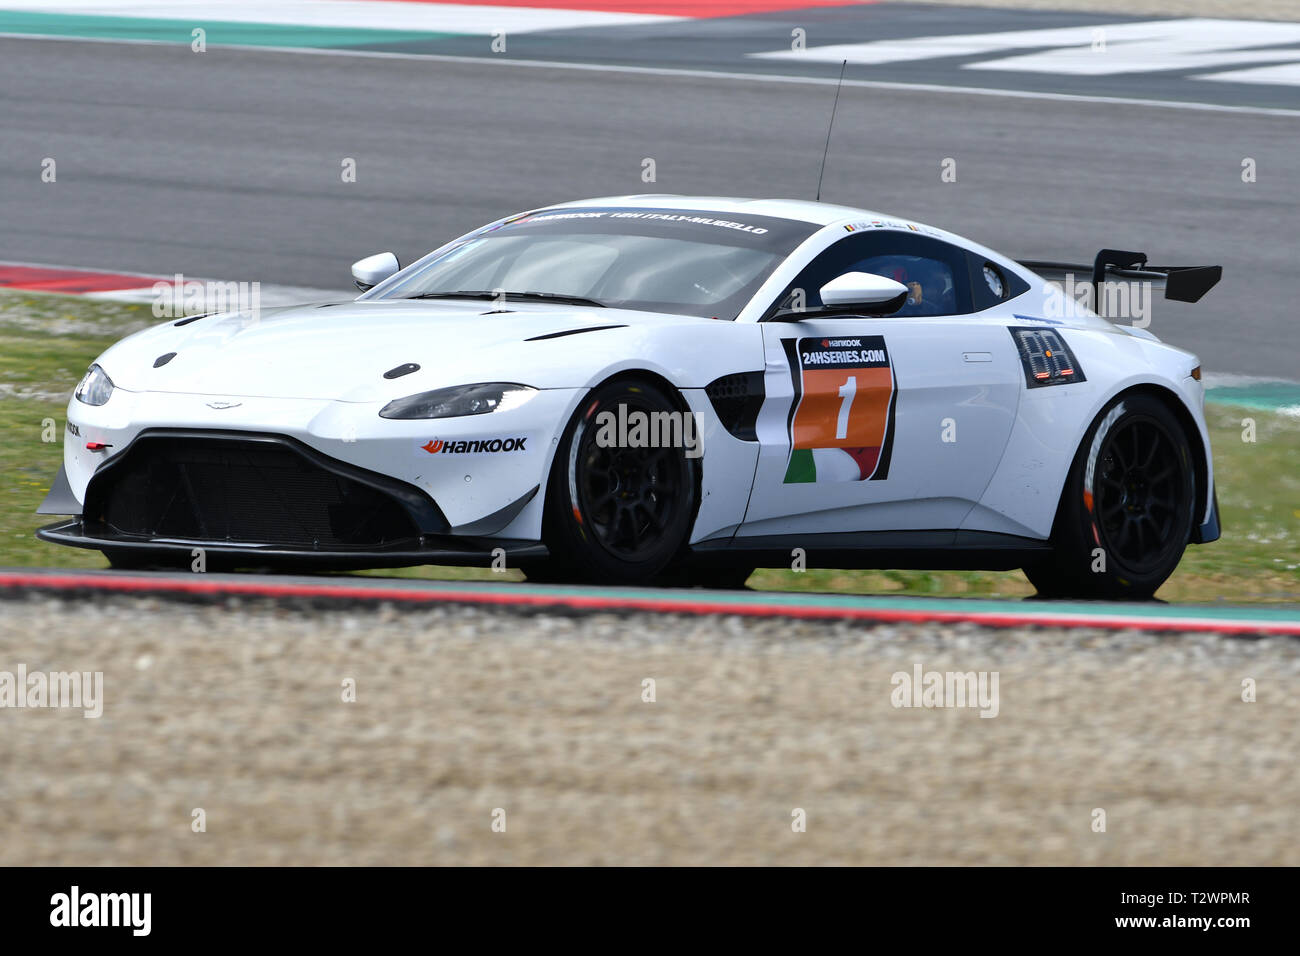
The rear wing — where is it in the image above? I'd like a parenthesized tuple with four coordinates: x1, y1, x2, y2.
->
(1017, 249, 1222, 304)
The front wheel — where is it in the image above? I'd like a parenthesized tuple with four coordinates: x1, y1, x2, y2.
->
(1023, 393, 1196, 600)
(540, 377, 700, 584)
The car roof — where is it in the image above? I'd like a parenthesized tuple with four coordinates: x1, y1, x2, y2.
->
(552, 194, 888, 228)
(536, 194, 1030, 284)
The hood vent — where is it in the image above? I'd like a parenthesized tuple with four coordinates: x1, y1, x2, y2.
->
(383, 363, 420, 380)
(153, 352, 177, 368)
(525, 324, 627, 342)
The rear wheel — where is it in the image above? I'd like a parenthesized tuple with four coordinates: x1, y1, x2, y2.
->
(1023, 392, 1196, 600)
(539, 377, 699, 584)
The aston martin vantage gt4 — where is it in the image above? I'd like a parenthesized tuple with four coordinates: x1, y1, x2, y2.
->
(38, 196, 1222, 597)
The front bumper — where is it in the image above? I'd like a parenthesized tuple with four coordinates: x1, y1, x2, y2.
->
(57, 386, 582, 536)
(35, 428, 547, 570)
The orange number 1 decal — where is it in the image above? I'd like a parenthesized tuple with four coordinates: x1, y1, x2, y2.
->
(784, 336, 896, 484)
(836, 376, 856, 441)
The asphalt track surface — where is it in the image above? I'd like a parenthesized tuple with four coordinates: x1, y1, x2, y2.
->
(1, 21, 1298, 380)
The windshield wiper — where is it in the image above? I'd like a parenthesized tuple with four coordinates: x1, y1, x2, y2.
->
(508, 291, 605, 307)
(406, 290, 605, 307)
(406, 291, 497, 301)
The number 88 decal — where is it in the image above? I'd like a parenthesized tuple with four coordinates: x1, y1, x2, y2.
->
(783, 335, 896, 483)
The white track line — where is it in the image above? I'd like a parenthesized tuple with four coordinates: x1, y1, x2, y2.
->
(4, 31, 1299, 118)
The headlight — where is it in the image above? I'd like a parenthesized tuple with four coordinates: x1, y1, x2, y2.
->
(74, 364, 114, 406)
(379, 382, 536, 420)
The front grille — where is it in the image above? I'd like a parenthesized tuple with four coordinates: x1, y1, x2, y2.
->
(88, 436, 422, 548)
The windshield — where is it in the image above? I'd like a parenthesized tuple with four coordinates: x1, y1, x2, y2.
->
(366, 207, 819, 318)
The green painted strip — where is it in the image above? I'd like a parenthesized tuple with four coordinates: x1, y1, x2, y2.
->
(784, 448, 815, 483)
(0, 11, 460, 48)
(1205, 381, 1300, 414)
(359, 577, 1300, 623)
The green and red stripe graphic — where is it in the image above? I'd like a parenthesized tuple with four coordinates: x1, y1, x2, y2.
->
(2, 570, 1296, 635)
(0, 0, 873, 51)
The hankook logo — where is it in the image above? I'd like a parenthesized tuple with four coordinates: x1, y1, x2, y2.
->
(422, 437, 527, 455)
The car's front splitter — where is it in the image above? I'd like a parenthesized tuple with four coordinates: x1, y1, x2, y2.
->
(35, 519, 547, 571)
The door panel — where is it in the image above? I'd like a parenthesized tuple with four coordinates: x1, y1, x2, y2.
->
(737, 317, 1021, 538)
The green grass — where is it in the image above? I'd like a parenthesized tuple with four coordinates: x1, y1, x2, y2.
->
(4, 289, 1297, 602)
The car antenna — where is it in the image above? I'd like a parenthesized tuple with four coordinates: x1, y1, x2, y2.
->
(815, 59, 848, 203)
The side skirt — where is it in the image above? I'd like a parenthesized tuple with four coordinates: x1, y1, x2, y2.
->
(691, 529, 1052, 572)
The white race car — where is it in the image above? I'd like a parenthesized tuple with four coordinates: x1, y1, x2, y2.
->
(38, 196, 1222, 598)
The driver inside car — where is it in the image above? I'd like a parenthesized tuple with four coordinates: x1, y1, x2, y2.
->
(857, 255, 956, 316)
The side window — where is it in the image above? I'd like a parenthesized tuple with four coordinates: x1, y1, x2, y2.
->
(771, 232, 975, 318)
(855, 252, 959, 317)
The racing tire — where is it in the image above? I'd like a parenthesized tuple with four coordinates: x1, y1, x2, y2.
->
(1023, 392, 1196, 600)
(540, 377, 700, 584)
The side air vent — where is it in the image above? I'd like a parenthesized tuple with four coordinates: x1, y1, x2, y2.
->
(705, 371, 765, 442)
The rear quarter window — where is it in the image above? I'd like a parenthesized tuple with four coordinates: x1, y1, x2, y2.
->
(968, 255, 1031, 311)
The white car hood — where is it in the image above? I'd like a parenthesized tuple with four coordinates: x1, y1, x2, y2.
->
(100, 299, 708, 401)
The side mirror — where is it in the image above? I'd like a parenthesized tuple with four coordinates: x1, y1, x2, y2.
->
(818, 272, 910, 313)
(351, 252, 400, 292)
